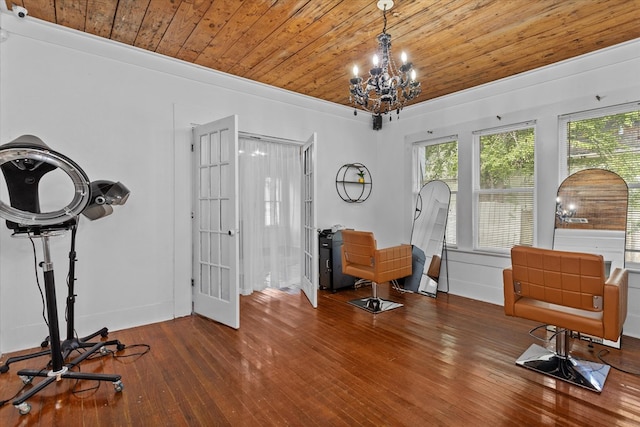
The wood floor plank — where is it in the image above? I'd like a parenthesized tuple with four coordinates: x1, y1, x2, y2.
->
(2, 285, 640, 425)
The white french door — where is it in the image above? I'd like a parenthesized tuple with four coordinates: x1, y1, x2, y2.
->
(301, 133, 318, 307)
(192, 116, 240, 329)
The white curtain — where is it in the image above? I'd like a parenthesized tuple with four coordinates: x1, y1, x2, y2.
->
(238, 137, 301, 295)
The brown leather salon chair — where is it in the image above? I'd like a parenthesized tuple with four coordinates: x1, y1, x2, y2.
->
(504, 245, 628, 392)
(341, 229, 412, 313)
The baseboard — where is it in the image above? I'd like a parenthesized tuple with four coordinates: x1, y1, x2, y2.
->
(0, 301, 175, 354)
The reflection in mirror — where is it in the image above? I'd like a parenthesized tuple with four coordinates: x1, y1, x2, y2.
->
(405, 180, 451, 297)
(553, 168, 628, 274)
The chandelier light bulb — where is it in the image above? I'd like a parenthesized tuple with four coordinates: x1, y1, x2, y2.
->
(372, 54, 379, 66)
(401, 51, 407, 64)
(353, 65, 359, 77)
(411, 69, 416, 80)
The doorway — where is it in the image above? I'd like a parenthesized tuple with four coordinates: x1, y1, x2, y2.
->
(191, 117, 317, 329)
(238, 133, 302, 296)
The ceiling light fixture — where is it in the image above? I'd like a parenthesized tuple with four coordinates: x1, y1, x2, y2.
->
(349, 0, 421, 130)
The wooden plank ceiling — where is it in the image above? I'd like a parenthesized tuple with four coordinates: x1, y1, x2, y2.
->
(7, 0, 640, 109)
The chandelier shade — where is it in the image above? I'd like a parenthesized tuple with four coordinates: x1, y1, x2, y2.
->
(349, 1, 421, 126)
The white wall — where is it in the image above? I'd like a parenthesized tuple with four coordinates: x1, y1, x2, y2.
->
(0, 13, 375, 353)
(0, 11, 639, 352)
(374, 38, 640, 336)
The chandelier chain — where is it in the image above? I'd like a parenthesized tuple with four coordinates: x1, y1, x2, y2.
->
(382, 6, 387, 33)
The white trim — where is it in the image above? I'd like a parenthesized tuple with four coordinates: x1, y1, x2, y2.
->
(557, 117, 569, 178)
(558, 100, 640, 122)
(0, 11, 359, 122)
(411, 134, 458, 147)
(399, 38, 640, 122)
(410, 138, 459, 247)
(472, 122, 537, 251)
(558, 101, 640, 178)
(472, 120, 537, 136)
(557, 101, 640, 267)
(239, 131, 304, 146)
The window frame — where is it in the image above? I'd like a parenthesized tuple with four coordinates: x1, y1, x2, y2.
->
(412, 135, 458, 247)
(472, 121, 537, 253)
(558, 101, 640, 266)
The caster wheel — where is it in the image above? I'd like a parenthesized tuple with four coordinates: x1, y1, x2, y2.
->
(99, 346, 110, 356)
(0, 365, 9, 374)
(16, 402, 31, 415)
(101, 331, 109, 338)
(19, 375, 33, 385)
(114, 380, 124, 392)
(116, 342, 125, 352)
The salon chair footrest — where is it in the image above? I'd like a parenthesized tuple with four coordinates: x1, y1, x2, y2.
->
(515, 343, 610, 392)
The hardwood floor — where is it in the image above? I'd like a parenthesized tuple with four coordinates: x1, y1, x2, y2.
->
(2, 285, 640, 426)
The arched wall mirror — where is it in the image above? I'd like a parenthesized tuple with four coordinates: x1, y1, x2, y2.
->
(406, 180, 451, 297)
(553, 168, 628, 277)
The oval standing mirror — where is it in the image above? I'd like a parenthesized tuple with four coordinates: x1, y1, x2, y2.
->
(405, 180, 451, 296)
(553, 168, 628, 274)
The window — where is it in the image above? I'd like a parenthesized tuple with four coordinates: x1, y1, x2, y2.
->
(560, 102, 640, 263)
(413, 137, 458, 246)
(474, 123, 535, 251)
(264, 176, 281, 226)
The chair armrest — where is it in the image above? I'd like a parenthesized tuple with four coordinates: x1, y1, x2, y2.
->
(503, 267, 519, 316)
(373, 244, 412, 283)
(603, 267, 629, 341)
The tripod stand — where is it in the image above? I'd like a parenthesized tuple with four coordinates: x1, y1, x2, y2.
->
(0, 219, 124, 415)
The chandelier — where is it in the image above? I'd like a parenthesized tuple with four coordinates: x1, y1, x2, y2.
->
(349, 0, 421, 129)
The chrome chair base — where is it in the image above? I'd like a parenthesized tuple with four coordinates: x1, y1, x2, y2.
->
(516, 343, 610, 392)
(348, 297, 403, 313)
